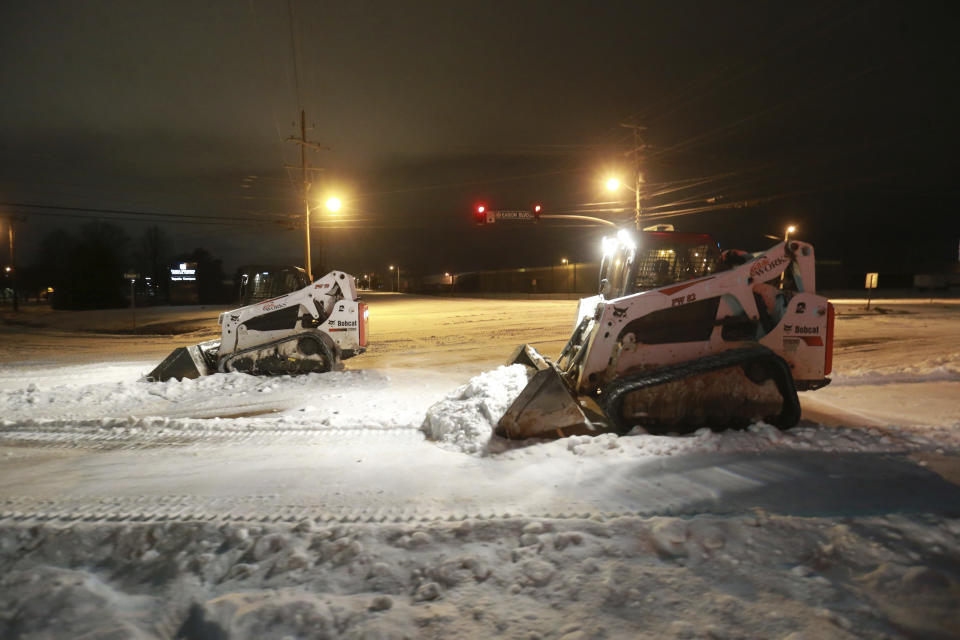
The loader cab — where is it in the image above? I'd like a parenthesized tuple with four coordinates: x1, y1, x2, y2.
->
(236, 265, 310, 306)
(599, 229, 721, 299)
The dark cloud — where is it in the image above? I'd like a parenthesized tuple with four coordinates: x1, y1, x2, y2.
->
(1, 0, 958, 275)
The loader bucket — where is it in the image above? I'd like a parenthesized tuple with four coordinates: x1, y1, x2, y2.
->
(497, 345, 594, 439)
(143, 340, 219, 382)
(507, 343, 551, 371)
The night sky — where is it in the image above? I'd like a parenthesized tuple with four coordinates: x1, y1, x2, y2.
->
(1, 0, 957, 278)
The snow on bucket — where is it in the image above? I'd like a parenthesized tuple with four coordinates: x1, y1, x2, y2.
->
(421, 364, 531, 454)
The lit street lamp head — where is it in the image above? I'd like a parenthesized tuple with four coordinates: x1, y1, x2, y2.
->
(605, 177, 620, 192)
(326, 197, 342, 212)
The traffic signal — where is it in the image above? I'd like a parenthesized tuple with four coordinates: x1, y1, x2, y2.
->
(474, 204, 487, 225)
(532, 203, 542, 222)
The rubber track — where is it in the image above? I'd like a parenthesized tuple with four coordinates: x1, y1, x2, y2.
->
(602, 345, 801, 435)
(219, 332, 335, 376)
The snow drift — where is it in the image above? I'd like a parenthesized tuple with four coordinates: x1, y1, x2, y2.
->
(420, 364, 530, 454)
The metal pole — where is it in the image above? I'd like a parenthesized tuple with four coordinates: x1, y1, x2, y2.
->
(8, 221, 16, 312)
(397, 267, 400, 292)
(130, 279, 136, 331)
(301, 110, 313, 282)
(539, 214, 617, 227)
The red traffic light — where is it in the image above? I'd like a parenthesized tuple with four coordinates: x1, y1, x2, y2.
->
(474, 204, 488, 225)
(532, 203, 542, 221)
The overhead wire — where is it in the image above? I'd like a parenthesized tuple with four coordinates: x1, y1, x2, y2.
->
(246, 0, 300, 191)
(641, 3, 862, 129)
(285, 0, 303, 110)
(1, 202, 289, 226)
(648, 66, 876, 162)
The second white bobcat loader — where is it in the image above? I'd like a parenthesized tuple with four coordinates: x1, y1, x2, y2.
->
(146, 270, 368, 381)
(498, 229, 835, 438)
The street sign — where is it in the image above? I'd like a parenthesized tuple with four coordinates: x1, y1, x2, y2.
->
(495, 210, 534, 221)
(865, 272, 878, 310)
(479, 210, 536, 224)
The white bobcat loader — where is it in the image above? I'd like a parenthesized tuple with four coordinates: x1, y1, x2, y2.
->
(498, 229, 835, 438)
(146, 270, 368, 381)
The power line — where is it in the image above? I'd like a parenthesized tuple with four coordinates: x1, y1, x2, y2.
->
(245, 0, 300, 193)
(0, 202, 288, 225)
(648, 65, 876, 161)
(286, 0, 302, 109)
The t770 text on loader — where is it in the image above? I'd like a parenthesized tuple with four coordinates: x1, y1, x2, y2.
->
(498, 229, 834, 438)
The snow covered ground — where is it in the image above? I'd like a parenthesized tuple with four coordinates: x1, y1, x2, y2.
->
(0, 295, 958, 638)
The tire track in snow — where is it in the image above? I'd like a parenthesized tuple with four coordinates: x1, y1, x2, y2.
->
(0, 423, 425, 450)
(0, 494, 638, 526)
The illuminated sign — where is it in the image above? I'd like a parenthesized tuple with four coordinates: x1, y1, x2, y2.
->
(170, 262, 198, 282)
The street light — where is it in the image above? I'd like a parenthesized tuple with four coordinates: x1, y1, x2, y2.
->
(605, 172, 644, 228)
(389, 265, 400, 292)
(326, 197, 342, 213)
(785, 225, 796, 242)
(1, 219, 16, 311)
(561, 258, 573, 293)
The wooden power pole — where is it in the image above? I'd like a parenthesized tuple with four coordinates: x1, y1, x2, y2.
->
(620, 123, 646, 229)
(285, 110, 329, 281)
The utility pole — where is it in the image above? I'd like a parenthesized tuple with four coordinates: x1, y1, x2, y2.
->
(285, 110, 329, 282)
(620, 123, 646, 229)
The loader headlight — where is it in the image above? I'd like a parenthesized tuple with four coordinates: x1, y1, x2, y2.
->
(616, 229, 636, 250)
(602, 236, 618, 256)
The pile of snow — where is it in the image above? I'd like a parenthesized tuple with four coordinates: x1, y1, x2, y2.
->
(497, 421, 946, 463)
(420, 364, 530, 454)
(831, 352, 960, 386)
(832, 365, 960, 386)
(2, 513, 959, 639)
(0, 368, 434, 427)
(418, 364, 954, 459)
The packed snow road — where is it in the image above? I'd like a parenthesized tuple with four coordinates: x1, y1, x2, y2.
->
(1, 295, 958, 522)
(1, 294, 959, 638)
